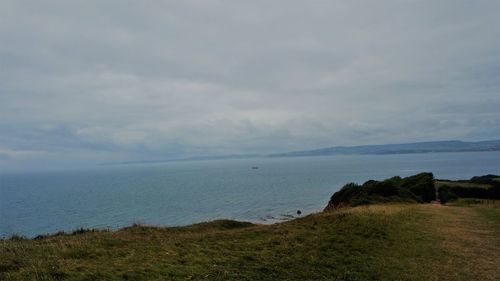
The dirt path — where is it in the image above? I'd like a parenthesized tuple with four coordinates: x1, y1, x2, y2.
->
(420, 205, 500, 281)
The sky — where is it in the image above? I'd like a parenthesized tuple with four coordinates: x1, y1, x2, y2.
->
(1, 0, 500, 171)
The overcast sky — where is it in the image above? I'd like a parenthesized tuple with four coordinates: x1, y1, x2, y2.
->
(1, 1, 500, 171)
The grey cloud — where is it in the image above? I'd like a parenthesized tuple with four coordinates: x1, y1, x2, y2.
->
(1, 0, 499, 171)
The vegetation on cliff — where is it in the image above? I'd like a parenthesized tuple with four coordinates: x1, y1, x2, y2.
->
(435, 174, 500, 203)
(324, 173, 435, 211)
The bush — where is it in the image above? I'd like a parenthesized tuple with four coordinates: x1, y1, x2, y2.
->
(438, 185, 458, 204)
(363, 180, 400, 197)
(324, 173, 435, 210)
(324, 183, 362, 211)
(470, 174, 500, 184)
(400, 173, 436, 202)
(446, 186, 492, 199)
(491, 185, 500, 199)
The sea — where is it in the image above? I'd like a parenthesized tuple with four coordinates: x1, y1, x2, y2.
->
(1, 151, 500, 238)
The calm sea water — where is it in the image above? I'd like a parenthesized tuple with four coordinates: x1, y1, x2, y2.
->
(2, 151, 500, 237)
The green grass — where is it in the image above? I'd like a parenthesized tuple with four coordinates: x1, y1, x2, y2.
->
(477, 206, 500, 223)
(447, 198, 500, 207)
(434, 180, 491, 189)
(2, 203, 499, 281)
(464, 200, 500, 227)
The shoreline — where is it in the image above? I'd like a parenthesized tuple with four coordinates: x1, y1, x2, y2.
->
(0, 207, 324, 240)
(3, 172, 500, 239)
(2, 201, 499, 280)
(2, 173, 499, 280)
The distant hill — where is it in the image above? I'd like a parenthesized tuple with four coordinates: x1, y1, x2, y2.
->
(269, 139, 500, 158)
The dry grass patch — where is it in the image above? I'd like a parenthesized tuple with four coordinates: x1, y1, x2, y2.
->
(418, 205, 500, 281)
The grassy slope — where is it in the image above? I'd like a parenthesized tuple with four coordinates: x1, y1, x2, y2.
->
(1, 203, 499, 281)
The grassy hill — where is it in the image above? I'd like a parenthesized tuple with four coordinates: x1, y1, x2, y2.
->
(1, 176, 500, 280)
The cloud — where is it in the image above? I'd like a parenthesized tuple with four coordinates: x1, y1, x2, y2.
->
(1, 0, 500, 170)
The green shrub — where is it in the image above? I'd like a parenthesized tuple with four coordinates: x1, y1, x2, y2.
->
(324, 173, 435, 210)
(400, 173, 436, 202)
(438, 185, 458, 204)
(324, 183, 362, 210)
(363, 180, 400, 197)
(470, 174, 500, 184)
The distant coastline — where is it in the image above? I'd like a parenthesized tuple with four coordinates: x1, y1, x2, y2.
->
(269, 139, 500, 158)
(106, 139, 500, 166)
